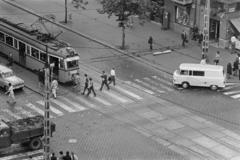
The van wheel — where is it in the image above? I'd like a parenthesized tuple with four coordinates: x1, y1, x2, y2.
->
(182, 82, 189, 89)
(210, 85, 218, 91)
(29, 137, 42, 150)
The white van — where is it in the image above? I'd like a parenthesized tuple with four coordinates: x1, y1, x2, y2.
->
(173, 63, 226, 90)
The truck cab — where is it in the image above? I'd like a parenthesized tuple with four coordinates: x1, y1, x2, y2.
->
(0, 121, 11, 149)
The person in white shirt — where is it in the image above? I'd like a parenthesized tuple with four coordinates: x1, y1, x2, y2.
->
(5, 83, 16, 103)
(108, 68, 116, 85)
(231, 35, 237, 54)
(51, 79, 58, 99)
(200, 57, 206, 65)
(71, 152, 79, 160)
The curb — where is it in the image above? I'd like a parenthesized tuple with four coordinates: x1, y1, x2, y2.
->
(2, 0, 173, 75)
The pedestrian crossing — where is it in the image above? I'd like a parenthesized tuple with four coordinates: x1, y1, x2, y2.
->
(218, 84, 240, 101)
(1, 85, 144, 121)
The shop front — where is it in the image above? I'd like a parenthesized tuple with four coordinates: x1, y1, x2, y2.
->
(150, 0, 164, 24)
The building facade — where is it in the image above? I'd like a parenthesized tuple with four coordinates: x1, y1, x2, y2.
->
(163, 0, 240, 48)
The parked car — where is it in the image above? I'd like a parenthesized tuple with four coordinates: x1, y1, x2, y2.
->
(0, 64, 24, 91)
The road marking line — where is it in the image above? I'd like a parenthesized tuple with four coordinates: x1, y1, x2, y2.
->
(1, 149, 43, 160)
(25, 103, 53, 118)
(50, 98, 76, 112)
(115, 86, 143, 100)
(59, 97, 86, 111)
(125, 81, 154, 95)
(36, 101, 63, 116)
(102, 90, 128, 103)
(15, 107, 35, 118)
(231, 94, 240, 99)
(2, 109, 21, 119)
(223, 90, 240, 95)
(94, 97, 112, 106)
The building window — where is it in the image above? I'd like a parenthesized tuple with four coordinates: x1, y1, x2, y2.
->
(31, 47, 39, 59)
(176, 6, 190, 26)
(0, 32, 5, 42)
(6, 35, 13, 46)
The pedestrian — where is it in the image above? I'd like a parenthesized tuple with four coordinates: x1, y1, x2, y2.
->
(71, 152, 78, 160)
(38, 69, 44, 88)
(181, 30, 187, 47)
(148, 36, 153, 50)
(108, 68, 116, 85)
(227, 61, 232, 79)
(198, 31, 203, 46)
(51, 153, 57, 160)
(73, 73, 81, 92)
(59, 151, 65, 160)
(230, 35, 237, 54)
(5, 83, 16, 104)
(7, 53, 14, 69)
(50, 79, 58, 99)
(81, 74, 89, 95)
(99, 71, 109, 91)
(64, 151, 72, 160)
(192, 24, 198, 41)
(87, 78, 96, 97)
(213, 51, 222, 65)
(233, 57, 239, 76)
(200, 56, 206, 65)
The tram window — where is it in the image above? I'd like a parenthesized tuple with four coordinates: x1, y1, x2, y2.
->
(0, 32, 4, 42)
(6, 36, 13, 46)
(60, 59, 64, 68)
(14, 39, 18, 49)
(67, 60, 79, 69)
(40, 52, 46, 62)
(31, 48, 39, 59)
(27, 46, 30, 55)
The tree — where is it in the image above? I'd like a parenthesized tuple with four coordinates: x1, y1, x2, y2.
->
(65, 0, 88, 23)
(97, 0, 161, 50)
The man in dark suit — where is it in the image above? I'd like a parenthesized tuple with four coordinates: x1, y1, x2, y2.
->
(181, 30, 187, 47)
(100, 71, 109, 91)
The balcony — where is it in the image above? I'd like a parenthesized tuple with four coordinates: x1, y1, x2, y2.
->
(171, 0, 193, 5)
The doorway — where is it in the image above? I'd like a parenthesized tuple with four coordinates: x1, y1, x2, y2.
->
(209, 19, 220, 41)
(18, 41, 26, 66)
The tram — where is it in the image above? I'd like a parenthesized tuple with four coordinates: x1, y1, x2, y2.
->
(0, 17, 79, 83)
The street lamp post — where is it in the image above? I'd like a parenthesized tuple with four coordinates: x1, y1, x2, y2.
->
(44, 45, 51, 160)
(202, 0, 210, 63)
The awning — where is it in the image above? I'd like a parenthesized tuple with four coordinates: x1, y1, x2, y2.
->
(229, 18, 240, 33)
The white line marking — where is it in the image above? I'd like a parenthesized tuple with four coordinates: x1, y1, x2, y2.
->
(15, 107, 35, 117)
(36, 101, 63, 116)
(231, 94, 240, 99)
(59, 97, 86, 111)
(2, 109, 21, 119)
(94, 97, 112, 106)
(1, 149, 43, 160)
(125, 81, 154, 95)
(50, 98, 76, 112)
(25, 103, 53, 118)
(102, 90, 128, 103)
(223, 90, 240, 95)
(115, 86, 143, 100)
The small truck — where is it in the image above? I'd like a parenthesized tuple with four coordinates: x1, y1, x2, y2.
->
(0, 115, 55, 150)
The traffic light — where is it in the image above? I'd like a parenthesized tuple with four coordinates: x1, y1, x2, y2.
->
(118, 22, 124, 28)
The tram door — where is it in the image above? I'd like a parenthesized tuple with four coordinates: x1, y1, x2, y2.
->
(49, 55, 59, 80)
(18, 41, 26, 66)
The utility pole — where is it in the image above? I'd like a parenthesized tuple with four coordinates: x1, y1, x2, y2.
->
(202, 0, 210, 63)
(44, 45, 51, 160)
(65, 0, 68, 23)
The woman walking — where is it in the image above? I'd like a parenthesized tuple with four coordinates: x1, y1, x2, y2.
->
(5, 83, 16, 103)
(213, 51, 222, 65)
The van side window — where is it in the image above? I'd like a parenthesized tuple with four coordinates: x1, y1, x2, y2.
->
(189, 70, 192, 76)
(180, 70, 188, 75)
(193, 71, 204, 76)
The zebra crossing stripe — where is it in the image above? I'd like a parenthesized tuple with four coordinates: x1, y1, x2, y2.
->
(50, 98, 76, 112)
(25, 103, 54, 118)
(2, 109, 21, 119)
(231, 94, 240, 99)
(94, 97, 111, 106)
(223, 90, 240, 95)
(115, 86, 143, 100)
(36, 101, 63, 116)
(0, 149, 43, 160)
(15, 107, 35, 118)
(59, 97, 86, 111)
(102, 90, 129, 103)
